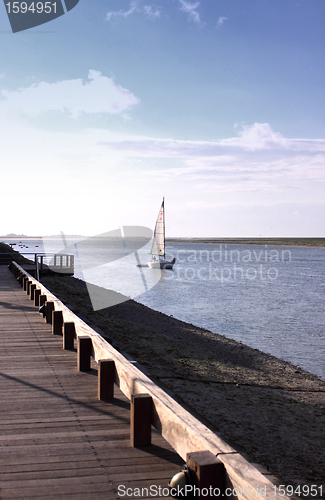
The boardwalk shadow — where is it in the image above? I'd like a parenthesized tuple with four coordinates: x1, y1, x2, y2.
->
(0, 370, 183, 466)
(0, 300, 36, 312)
(0, 370, 130, 421)
(140, 442, 184, 466)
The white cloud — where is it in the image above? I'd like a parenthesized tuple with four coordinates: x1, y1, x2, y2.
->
(143, 5, 161, 19)
(224, 122, 289, 150)
(96, 123, 293, 157)
(216, 16, 228, 28)
(0, 70, 140, 117)
(97, 123, 325, 193)
(106, 0, 138, 20)
(178, 0, 202, 25)
(106, 0, 203, 25)
(106, 1, 161, 21)
(0, 116, 324, 236)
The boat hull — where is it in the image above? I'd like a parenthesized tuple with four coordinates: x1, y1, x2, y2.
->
(148, 258, 176, 269)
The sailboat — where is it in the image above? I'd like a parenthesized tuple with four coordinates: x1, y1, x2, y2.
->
(148, 198, 176, 269)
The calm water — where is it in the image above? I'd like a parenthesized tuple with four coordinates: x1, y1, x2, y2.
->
(10, 237, 325, 380)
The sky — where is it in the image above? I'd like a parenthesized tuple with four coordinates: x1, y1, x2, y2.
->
(0, 0, 324, 237)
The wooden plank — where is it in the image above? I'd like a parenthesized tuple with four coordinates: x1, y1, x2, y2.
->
(0, 461, 180, 482)
(0, 466, 110, 482)
(0, 266, 183, 500)
(5, 263, 287, 500)
(0, 452, 180, 473)
(0, 479, 115, 498)
(9, 494, 113, 500)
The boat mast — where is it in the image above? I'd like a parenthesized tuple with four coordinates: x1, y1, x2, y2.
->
(150, 197, 165, 259)
(162, 197, 165, 260)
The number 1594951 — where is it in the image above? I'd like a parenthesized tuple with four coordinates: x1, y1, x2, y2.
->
(5, 2, 57, 14)
(272, 485, 323, 497)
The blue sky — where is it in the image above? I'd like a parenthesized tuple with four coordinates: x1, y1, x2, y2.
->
(0, 0, 324, 237)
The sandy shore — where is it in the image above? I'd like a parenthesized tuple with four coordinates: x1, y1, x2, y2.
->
(40, 274, 325, 493)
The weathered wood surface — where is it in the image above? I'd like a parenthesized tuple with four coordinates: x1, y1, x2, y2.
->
(9, 262, 286, 500)
(0, 266, 183, 500)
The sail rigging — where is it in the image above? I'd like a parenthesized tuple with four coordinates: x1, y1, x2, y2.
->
(150, 199, 165, 258)
(148, 198, 175, 269)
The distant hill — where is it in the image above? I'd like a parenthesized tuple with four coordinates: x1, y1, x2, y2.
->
(2, 233, 28, 238)
(167, 237, 325, 247)
(0, 234, 88, 239)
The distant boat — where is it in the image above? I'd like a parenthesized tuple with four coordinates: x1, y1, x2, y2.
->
(148, 198, 176, 269)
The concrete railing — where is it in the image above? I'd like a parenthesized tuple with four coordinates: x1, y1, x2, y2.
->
(10, 261, 286, 500)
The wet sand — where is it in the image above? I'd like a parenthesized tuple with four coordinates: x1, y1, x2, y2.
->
(40, 275, 325, 493)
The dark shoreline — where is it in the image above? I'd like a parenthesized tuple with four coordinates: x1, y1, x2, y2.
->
(167, 237, 325, 247)
(2, 237, 325, 248)
(3, 236, 324, 491)
(37, 273, 325, 493)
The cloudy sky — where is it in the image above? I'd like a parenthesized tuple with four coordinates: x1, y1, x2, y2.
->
(0, 0, 324, 237)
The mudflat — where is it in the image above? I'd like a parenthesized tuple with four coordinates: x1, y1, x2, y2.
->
(41, 274, 325, 494)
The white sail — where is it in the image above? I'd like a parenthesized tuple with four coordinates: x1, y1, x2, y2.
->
(150, 199, 165, 257)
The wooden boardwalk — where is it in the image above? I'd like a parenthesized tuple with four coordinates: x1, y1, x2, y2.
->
(0, 266, 183, 500)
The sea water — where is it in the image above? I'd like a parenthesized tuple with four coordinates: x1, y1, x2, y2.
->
(8, 236, 325, 380)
